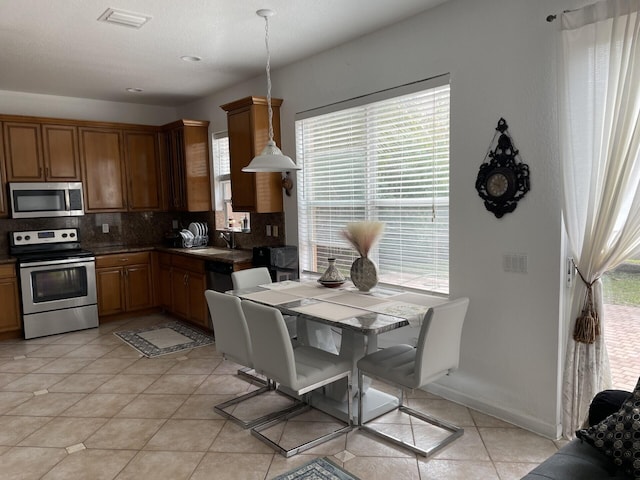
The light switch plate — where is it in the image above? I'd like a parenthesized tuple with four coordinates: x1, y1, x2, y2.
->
(102, 223, 109, 234)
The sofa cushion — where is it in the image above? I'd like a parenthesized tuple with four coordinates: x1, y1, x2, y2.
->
(576, 377, 640, 479)
(589, 389, 633, 426)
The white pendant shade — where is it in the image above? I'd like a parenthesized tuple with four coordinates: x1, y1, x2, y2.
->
(242, 140, 301, 172)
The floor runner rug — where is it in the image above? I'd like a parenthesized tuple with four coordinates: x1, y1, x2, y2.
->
(114, 321, 214, 358)
(271, 457, 360, 480)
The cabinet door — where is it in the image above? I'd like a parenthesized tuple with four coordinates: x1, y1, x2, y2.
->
(124, 131, 161, 211)
(0, 273, 21, 333)
(223, 98, 283, 213)
(182, 125, 211, 212)
(158, 262, 172, 311)
(171, 267, 190, 319)
(0, 127, 7, 217)
(187, 271, 208, 328)
(96, 267, 126, 316)
(3, 122, 44, 181)
(165, 128, 186, 210)
(125, 264, 154, 311)
(227, 109, 255, 212)
(80, 128, 127, 212)
(42, 124, 81, 181)
(162, 122, 211, 212)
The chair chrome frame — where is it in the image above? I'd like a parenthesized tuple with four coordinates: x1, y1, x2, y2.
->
(357, 371, 463, 457)
(251, 371, 353, 458)
(214, 378, 305, 429)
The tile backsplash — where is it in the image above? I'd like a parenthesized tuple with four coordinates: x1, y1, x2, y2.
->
(1, 211, 287, 255)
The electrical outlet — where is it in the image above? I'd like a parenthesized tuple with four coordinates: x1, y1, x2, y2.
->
(172, 219, 179, 229)
(102, 223, 109, 234)
(272, 225, 278, 237)
(266, 225, 272, 236)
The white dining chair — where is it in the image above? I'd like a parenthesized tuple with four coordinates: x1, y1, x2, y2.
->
(241, 299, 353, 457)
(357, 297, 470, 457)
(232, 267, 339, 353)
(231, 267, 299, 340)
(205, 290, 301, 428)
(230, 267, 273, 290)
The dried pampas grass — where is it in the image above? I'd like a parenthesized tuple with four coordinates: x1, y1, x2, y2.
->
(342, 221, 385, 257)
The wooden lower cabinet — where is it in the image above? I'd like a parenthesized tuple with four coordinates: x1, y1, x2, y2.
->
(0, 264, 21, 334)
(157, 253, 254, 330)
(96, 252, 153, 317)
(165, 255, 209, 329)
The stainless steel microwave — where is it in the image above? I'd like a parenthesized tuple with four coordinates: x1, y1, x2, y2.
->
(9, 182, 85, 218)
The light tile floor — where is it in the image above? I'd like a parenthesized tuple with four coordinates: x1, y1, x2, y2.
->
(0, 313, 564, 480)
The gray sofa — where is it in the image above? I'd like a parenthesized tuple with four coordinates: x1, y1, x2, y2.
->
(522, 439, 630, 479)
(522, 388, 635, 479)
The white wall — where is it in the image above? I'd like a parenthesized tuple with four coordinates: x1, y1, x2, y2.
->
(179, 0, 584, 438)
(0, 0, 584, 438)
(0, 90, 177, 125)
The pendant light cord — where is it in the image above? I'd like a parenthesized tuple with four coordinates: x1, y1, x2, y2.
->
(263, 14, 274, 144)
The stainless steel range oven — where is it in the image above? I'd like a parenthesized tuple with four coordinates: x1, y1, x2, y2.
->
(9, 228, 98, 339)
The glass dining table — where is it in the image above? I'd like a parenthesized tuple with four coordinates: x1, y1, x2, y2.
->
(228, 276, 448, 422)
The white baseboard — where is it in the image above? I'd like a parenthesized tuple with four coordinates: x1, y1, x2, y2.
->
(425, 382, 561, 440)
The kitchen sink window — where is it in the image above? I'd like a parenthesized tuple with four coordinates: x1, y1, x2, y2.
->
(212, 132, 249, 230)
(295, 75, 450, 294)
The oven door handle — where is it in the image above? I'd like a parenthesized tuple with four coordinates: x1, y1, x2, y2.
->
(20, 257, 96, 268)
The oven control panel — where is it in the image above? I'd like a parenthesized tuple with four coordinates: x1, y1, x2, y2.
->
(10, 228, 80, 247)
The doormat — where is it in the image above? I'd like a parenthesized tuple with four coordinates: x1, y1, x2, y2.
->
(114, 321, 214, 358)
(271, 457, 360, 480)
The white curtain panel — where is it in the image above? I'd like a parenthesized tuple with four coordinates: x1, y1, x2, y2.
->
(559, 0, 640, 438)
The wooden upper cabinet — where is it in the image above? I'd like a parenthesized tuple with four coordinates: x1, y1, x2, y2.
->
(3, 121, 80, 182)
(124, 130, 162, 211)
(221, 96, 284, 213)
(0, 127, 7, 217)
(79, 127, 127, 212)
(3, 122, 44, 181)
(42, 124, 81, 181)
(162, 119, 211, 212)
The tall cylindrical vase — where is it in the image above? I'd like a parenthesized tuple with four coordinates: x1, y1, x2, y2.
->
(350, 256, 378, 292)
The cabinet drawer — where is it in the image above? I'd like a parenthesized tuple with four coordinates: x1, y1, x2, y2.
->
(0, 264, 16, 279)
(171, 254, 205, 273)
(96, 252, 150, 268)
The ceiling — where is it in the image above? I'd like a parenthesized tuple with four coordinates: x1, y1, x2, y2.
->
(0, 0, 449, 107)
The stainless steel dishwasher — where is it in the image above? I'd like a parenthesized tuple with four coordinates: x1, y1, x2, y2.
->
(205, 260, 234, 292)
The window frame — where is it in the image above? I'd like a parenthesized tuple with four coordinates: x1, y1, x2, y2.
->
(295, 74, 451, 294)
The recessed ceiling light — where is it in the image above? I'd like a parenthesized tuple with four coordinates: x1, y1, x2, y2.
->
(181, 56, 202, 62)
(126, 87, 143, 93)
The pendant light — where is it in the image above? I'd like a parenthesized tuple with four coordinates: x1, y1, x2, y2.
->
(242, 9, 300, 175)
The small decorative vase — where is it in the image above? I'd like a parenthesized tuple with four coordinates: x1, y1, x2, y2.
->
(319, 258, 346, 287)
(350, 256, 378, 292)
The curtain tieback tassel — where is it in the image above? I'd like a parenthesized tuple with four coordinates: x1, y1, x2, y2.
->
(573, 264, 600, 344)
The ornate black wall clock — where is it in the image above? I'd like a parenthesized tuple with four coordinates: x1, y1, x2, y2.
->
(475, 118, 530, 218)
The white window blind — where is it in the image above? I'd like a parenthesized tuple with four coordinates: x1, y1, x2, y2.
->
(296, 78, 450, 294)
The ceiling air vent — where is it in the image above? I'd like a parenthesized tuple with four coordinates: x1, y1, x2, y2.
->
(97, 8, 151, 29)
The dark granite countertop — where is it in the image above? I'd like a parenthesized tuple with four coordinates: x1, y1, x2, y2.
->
(91, 245, 253, 265)
(91, 245, 157, 256)
(156, 246, 253, 264)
